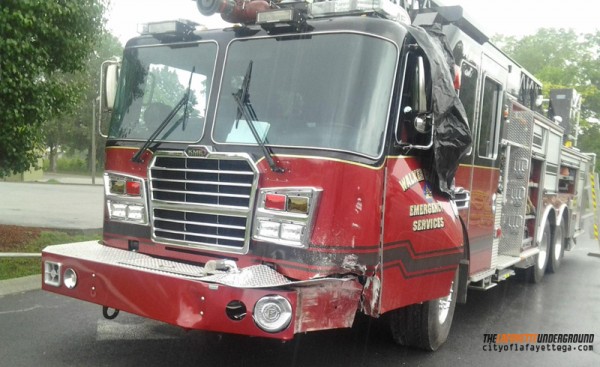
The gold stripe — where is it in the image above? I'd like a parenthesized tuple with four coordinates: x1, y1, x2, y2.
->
(106, 146, 138, 150)
(258, 154, 419, 171)
(458, 163, 500, 171)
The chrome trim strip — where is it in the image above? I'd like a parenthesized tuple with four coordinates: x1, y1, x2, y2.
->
(152, 201, 250, 216)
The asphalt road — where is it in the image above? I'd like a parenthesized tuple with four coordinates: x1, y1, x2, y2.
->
(2, 239, 600, 366)
(0, 182, 103, 229)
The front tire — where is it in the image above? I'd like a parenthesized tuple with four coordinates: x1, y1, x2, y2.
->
(548, 221, 566, 273)
(389, 269, 458, 351)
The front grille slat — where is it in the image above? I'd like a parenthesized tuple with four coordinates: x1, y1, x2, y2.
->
(151, 166, 255, 175)
(149, 154, 256, 252)
(152, 188, 251, 199)
(151, 178, 252, 188)
(154, 216, 246, 231)
(155, 227, 245, 242)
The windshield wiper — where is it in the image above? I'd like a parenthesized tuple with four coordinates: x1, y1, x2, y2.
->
(131, 67, 195, 163)
(233, 61, 284, 173)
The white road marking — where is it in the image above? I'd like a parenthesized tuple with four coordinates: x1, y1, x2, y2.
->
(96, 319, 179, 341)
(0, 305, 42, 315)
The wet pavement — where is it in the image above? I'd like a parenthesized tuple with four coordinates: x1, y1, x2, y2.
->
(1, 237, 599, 366)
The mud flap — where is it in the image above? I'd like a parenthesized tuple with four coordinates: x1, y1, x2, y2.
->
(457, 259, 469, 304)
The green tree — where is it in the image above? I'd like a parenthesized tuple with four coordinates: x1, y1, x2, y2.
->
(495, 28, 600, 170)
(494, 28, 600, 120)
(0, 0, 107, 177)
(148, 66, 201, 118)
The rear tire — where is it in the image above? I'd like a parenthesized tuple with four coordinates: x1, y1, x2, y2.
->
(528, 221, 551, 283)
(389, 270, 458, 351)
(548, 221, 566, 273)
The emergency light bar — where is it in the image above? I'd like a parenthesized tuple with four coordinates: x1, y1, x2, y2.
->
(309, 0, 411, 24)
(139, 19, 200, 36)
(195, 0, 411, 26)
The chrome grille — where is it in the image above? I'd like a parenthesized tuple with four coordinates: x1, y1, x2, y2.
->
(154, 209, 247, 248)
(150, 156, 254, 208)
(149, 152, 257, 253)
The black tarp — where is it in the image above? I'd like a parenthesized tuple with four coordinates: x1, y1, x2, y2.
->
(407, 24, 472, 198)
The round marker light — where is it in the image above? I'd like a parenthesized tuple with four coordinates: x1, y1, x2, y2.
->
(63, 268, 78, 289)
(253, 295, 292, 333)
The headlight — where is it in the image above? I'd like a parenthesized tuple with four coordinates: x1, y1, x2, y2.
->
(63, 268, 78, 289)
(109, 202, 127, 219)
(104, 173, 148, 225)
(126, 205, 145, 221)
(257, 220, 280, 238)
(280, 223, 303, 242)
(253, 187, 321, 248)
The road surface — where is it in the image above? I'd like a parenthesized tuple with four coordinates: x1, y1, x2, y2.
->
(1, 237, 600, 366)
(0, 182, 103, 229)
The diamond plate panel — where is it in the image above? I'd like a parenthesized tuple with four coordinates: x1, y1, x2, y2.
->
(499, 103, 535, 257)
(44, 242, 292, 288)
(500, 147, 530, 256)
(201, 265, 292, 288)
(504, 106, 534, 146)
(120, 258, 206, 278)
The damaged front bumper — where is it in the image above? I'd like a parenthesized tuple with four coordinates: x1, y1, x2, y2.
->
(42, 241, 363, 340)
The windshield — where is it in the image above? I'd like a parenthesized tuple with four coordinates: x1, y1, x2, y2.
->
(109, 42, 217, 142)
(213, 33, 397, 158)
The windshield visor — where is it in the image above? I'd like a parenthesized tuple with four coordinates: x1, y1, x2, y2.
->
(213, 33, 397, 158)
(109, 42, 217, 142)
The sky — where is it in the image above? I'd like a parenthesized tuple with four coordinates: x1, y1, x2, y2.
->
(107, 0, 599, 45)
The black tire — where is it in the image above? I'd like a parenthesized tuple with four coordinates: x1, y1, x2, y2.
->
(528, 221, 551, 283)
(389, 270, 458, 351)
(548, 221, 566, 273)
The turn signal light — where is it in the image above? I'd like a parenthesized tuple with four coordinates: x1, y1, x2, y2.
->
(126, 181, 141, 196)
(265, 193, 287, 211)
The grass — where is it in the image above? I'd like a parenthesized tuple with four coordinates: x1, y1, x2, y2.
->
(0, 228, 100, 281)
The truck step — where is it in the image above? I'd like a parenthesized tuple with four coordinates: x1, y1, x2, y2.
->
(522, 237, 533, 246)
(519, 247, 540, 260)
(468, 276, 497, 291)
(493, 269, 515, 282)
(496, 255, 521, 270)
(469, 268, 496, 282)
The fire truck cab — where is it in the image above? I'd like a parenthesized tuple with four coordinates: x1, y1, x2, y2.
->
(41, 0, 596, 351)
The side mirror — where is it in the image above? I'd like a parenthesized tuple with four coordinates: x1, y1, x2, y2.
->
(101, 59, 121, 112)
(99, 59, 121, 138)
(414, 56, 428, 114)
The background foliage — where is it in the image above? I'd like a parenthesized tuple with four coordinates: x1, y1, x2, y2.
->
(2, 4, 600, 176)
(494, 29, 600, 170)
(0, 0, 109, 177)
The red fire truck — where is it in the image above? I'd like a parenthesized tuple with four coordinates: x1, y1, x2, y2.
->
(41, 0, 596, 351)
